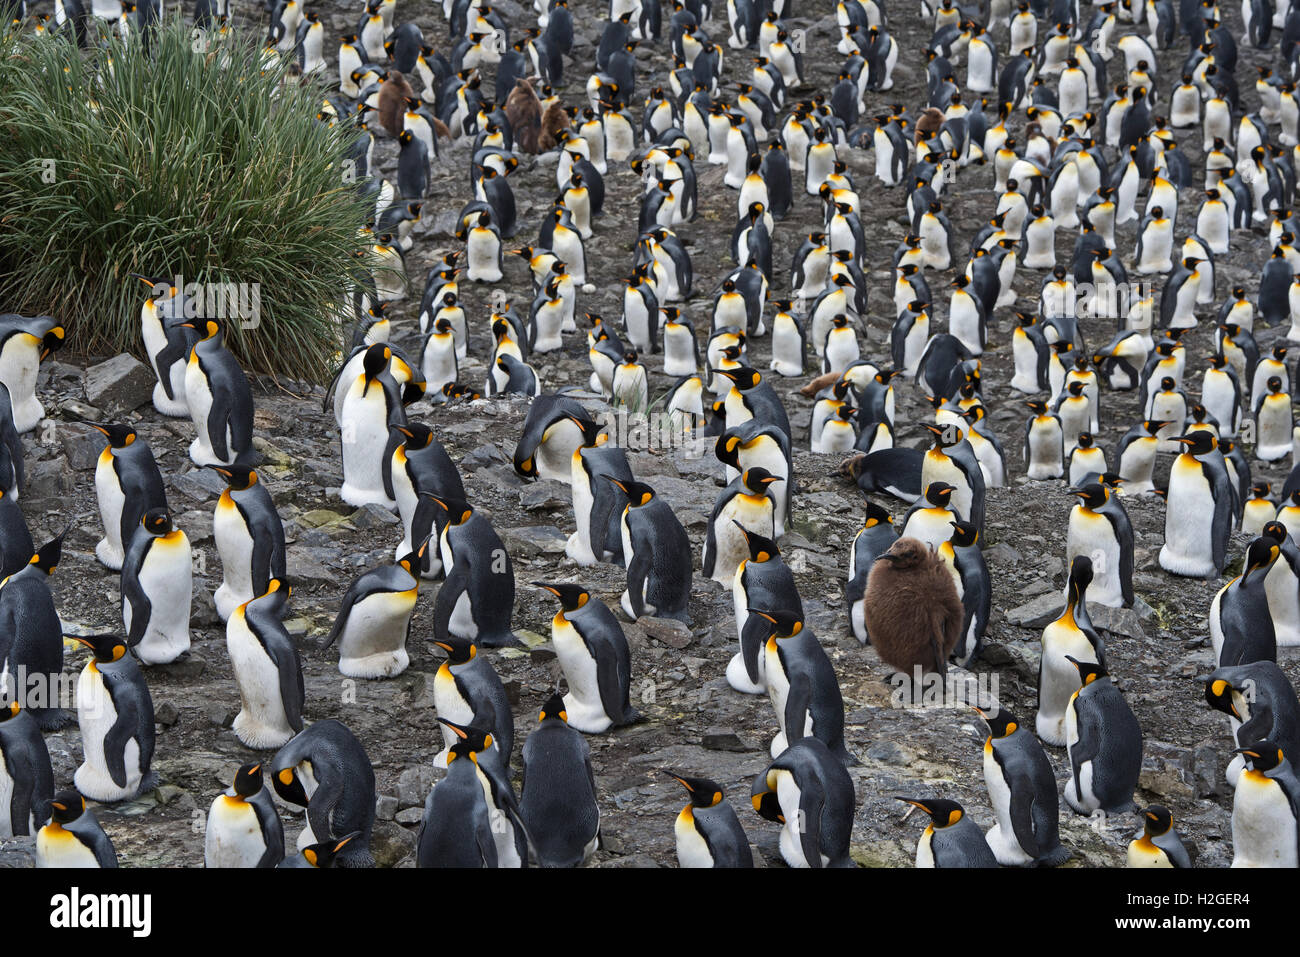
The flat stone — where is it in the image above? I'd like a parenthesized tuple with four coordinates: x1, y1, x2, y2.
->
(396, 766, 435, 808)
(349, 502, 400, 528)
(461, 442, 509, 471)
(154, 701, 179, 727)
(520, 480, 569, 511)
(375, 795, 399, 822)
(394, 807, 424, 825)
(26, 455, 73, 497)
(502, 525, 568, 556)
(172, 468, 227, 501)
(1004, 593, 1065, 628)
(372, 819, 417, 866)
(637, 617, 693, 649)
(702, 729, 756, 752)
(83, 353, 155, 415)
(150, 654, 206, 680)
(1088, 603, 1147, 639)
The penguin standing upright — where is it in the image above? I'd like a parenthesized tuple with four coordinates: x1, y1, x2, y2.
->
(430, 633, 513, 769)
(35, 790, 117, 868)
(1063, 657, 1143, 816)
(1209, 537, 1280, 669)
(1160, 431, 1233, 578)
(1127, 806, 1192, 867)
(897, 797, 999, 868)
(71, 634, 157, 803)
(609, 479, 692, 624)
(0, 533, 72, 730)
(182, 319, 256, 467)
(134, 276, 198, 418)
(535, 582, 638, 733)
(88, 423, 167, 572)
(1231, 743, 1300, 867)
(976, 705, 1070, 866)
(845, 500, 897, 646)
(323, 548, 422, 679)
(429, 494, 518, 648)
(1065, 482, 1134, 608)
(751, 737, 856, 868)
(752, 609, 854, 764)
(730, 523, 802, 694)
(120, 508, 192, 666)
(939, 519, 990, 666)
(520, 693, 601, 867)
(1038, 556, 1105, 747)
(339, 343, 405, 509)
(210, 464, 286, 622)
(226, 579, 304, 750)
(271, 720, 376, 868)
(703, 467, 781, 584)
(665, 771, 753, 867)
(204, 762, 285, 868)
(0, 700, 53, 837)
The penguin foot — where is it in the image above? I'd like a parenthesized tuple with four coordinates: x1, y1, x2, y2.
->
(232, 712, 296, 750)
(338, 649, 410, 679)
(94, 538, 125, 571)
(150, 385, 190, 418)
(1035, 844, 1073, 867)
(31, 707, 74, 732)
(725, 654, 765, 694)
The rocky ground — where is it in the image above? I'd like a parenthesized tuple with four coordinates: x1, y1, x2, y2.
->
(0, 0, 1295, 868)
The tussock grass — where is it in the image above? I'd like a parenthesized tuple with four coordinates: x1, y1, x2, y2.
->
(0, 18, 374, 381)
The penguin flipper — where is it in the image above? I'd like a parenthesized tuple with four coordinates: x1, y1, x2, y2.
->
(121, 562, 153, 648)
(7, 754, 34, 837)
(1067, 697, 1103, 804)
(101, 689, 141, 791)
(589, 631, 633, 728)
(796, 788, 827, 869)
(625, 546, 652, 620)
(432, 563, 470, 641)
(321, 590, 359, 650)
(269, 636, 306, 733)
(154, 336, 189, 401)
(997, 749, 1047, 858)
(205, 388, 234, 463)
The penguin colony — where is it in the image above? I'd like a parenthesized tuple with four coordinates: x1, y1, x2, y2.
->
(10, 0, 1300, 870)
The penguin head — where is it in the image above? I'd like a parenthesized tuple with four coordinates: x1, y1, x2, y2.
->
(565, 413, 604, 449)
(232, 762, 264, 799)
(752, 609, 803, 640)
(1075, 431, 1095, 450)
(1244, 537, 1281, 582)
(209, 464, 258, 490)
(733, 519, 780, 563)
(424, 492, 473, 526)
(665, 770, 724, 809)
(29, 530, 66, 576)
(875, 536, 929, 570)
(1205, 677, 1244, 719)
(301, 833, 361, 868)
(0, 699, 18, 723)
(1070, 482, 1108, 510)
(751, 768, 785, 822)
(862, 499, 892, 528)
(1141, 419, 1168, 436)
(973, 704, 1019, 739)
(431, 632, 477, 665)
(740, 467, 781, 495)
(47, 790, 87, 827)
(141, 508, 173, 537)
(1238, 742, 1288, 773)
(1262, 521, 1289, 545)
(923, 422, 962, 448)
(438, 717, 494, 762)
(397, 537, 430, 577)
(533, 581, 589, 612)
(39, 324, 65, 361)
(1065, 655, 1106, 685)
(1026, 400, 1048, 417)
(924, 481, 955, 507)
(1140, 806, 1175, 839)
(72, 633, 128, 664)
(1268, 376, 1285, 395)
(1065, 554, 1094, 604)
(181, 318, 225, 343)
(1175, 431, 1216, 457)
(87, 421, 136, 448)
(394, 423, 434, 451)
(609, 478, 656, 508)
(948, 520, 978, 548)
(537, 692, 568, 724)
(895, 797, 965, 828)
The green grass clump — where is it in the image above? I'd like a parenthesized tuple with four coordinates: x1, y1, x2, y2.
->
(0, 18, 374, 381)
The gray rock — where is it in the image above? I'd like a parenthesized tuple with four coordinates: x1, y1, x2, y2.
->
(151, 654, 206, 680)
(154, 701, 179, 727)
(637, 617, 693, 649)
(461, 443, 509, 471)
(349, 502, 401, 528)
(376, 794, 399, 822)
(702, 729, 756, 752)
(0, 838, 36, 868)
(59, 423, 104, 471)
(395, 807, 425, 825)
(520, 480, 569, 511)
(1088, 603, 1147, 639)
(1004, 592, 1064, 628)
(502, 525, 568, 556)
(26, 455, 73, 497)
(83, 354, 155, 415)
(372, 819, 418, 867)
(206, 703, 235, 728)
(865, 740, 916, 767)
(172, 468, 227, 501)
(396, 766, 435, 808)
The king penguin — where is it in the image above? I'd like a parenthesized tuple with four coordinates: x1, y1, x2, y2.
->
(1063, 656, 1143, 816)
(729, 521, 802, 694)
(204, 762, 285, 868)
(1037, 555, 1105, 747)
(0, 699, 53, 837)
(1127, 805, 1192, 867)
(534, 582, 638, 733)
(120, 507, 192, 666)
(751, 737, 856, 868)
(226, 579, 304, 750)
(1160, 431, 1233, 578)
(182, 319, 256, 468)
(1231, 742, 1300, 867)
(897, 797, 998, 868)
(976, 705, 1070, 866)
(323, 546, 423, 679)
(210, 464, 286, 622)
(88, 422, 167, 572)
(0, 532, 72, 730)
(666, 771, 753, 868)
(520, 692, 601, 867)
(430, 632, 513, 769)
(71, 633, 157, 803)
(428, 493, 519, 648)
(35, 790, 117, 868)
(609, 478, 692, 624)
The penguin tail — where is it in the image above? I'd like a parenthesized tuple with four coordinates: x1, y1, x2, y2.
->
(835, 744, 860, 767)
(31, 708, 75, 732)
(479, 631, 524, 649)
(620, 706, 644, 726)
(1035, 844, 1073, 867)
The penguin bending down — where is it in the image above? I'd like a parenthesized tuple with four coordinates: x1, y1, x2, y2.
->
(535, 582, 638, 733)
(323, 547, 423, 679)
(71, 634, 158, 803)
(896, 797, 998, 868)
(271, 719, 377, 868)
(751, 737, 856, 868)
(1205, 662, 1300, 789)
(430, 633, 513, 770)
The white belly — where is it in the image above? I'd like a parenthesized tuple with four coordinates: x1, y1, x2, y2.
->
(75, 665, 141, 802)
(227, 613, 295, 749)
(337, 590, 416, 678)
(1232, 775, 1300, 867)
(129, 535, 193, 665)
(205, 795, 270, 867)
